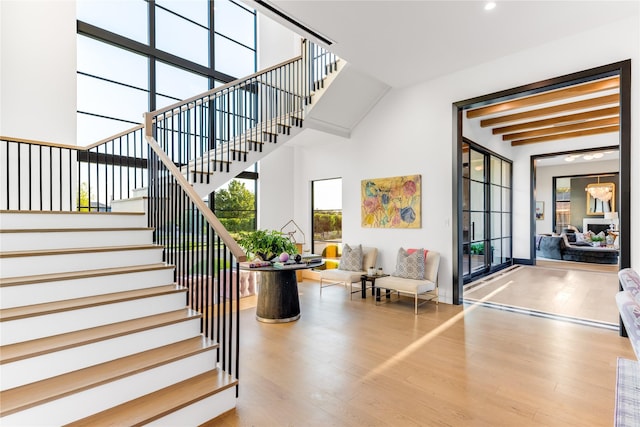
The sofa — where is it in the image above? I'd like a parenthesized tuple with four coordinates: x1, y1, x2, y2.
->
(614, 268, 640, 425)
(535, 235, 618, 264)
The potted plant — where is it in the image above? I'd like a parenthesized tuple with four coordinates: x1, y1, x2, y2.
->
(237, 229, 298, 261)
(591, 235, 605, 247)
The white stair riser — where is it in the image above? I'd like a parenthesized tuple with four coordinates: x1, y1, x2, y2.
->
(131, 187, 148, 198)
(109, 197, 147, 213)
(0, 248, 164, 278)
(0, 349, 216, 426)
(0, 292, 186, 345)
(147, 386, 236, 427)
(0, 213, 147, 230)
(0, 229, 153, 252)
(1, 318, 202, 390)
(0, 268, 174, 309)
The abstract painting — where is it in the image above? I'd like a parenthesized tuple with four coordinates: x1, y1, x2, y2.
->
(361, 174, 421, 228)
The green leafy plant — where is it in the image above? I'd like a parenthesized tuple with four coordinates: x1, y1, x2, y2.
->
(236, 229, 298, 261)
(470, 242, 485, 255)
(591, 235, 605, 242)
(470, 242, 495, 256)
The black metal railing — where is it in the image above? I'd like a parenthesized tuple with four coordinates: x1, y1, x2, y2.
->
(1, 128, 243, 388)
(146, 136, 243, 379)
(1, 39, 340, 397)
(1, 127, 147, 212)
(146, 40, 337, 189)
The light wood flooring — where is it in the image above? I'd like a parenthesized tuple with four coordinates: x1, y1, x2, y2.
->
(464, 264, 620, 326)
(209, 277, 634, 426)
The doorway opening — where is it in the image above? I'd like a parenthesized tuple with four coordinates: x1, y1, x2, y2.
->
(453, 60, 631, 330)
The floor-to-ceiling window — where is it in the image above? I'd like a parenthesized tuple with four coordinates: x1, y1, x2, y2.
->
(462, 139, 512, 282)
(76, 0, 258, 215)
(77, 0, 256, 145)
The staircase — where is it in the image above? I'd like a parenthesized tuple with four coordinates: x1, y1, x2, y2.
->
(0, 40, 343, 425)
(147, 40, 343, 197)
(0, 211, 237, 425)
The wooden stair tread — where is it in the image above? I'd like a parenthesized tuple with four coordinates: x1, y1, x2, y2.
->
(0, 336, 215, 417)
(0, 244, 162, 259)
(110, 196, 148, 201)
(0, 227, 154, 234)
(184, 111, 304, 169)
(65, 369, 237, 426)
(0, 263, 173, 287)
(0, 308, 201, 364)
(0, 285, 185, 322)
(189, 170, 216, 176)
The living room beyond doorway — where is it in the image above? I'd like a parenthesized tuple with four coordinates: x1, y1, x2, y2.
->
(454, 60, 631, 310)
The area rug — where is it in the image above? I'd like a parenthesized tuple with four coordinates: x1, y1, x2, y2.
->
(463, 265, 619, 328)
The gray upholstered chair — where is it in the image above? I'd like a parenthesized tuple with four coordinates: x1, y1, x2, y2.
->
(319, 246, 378, 296)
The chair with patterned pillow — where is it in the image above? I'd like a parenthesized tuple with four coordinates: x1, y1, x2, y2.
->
(375, 248, 440, 314)
(319, 244, 378, 296)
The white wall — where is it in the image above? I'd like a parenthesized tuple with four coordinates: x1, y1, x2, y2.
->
(258, 146, 297, 231)
(535, 159, 619, 235)
(257, 12, 301, 70)
(255, 14, 301, 232)
(0, 0, 77, 145)
(286, 16, 639, 303)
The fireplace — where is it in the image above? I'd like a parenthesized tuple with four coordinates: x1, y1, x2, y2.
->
(586, 223, 610, 234)
(583, 218, 615, 234)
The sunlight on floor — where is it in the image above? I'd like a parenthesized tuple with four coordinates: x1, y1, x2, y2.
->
(362, 281, 514, 382)
(464, 265, 619, 325)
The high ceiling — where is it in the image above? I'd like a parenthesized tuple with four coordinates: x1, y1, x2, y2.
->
(250, 1, 639, 88)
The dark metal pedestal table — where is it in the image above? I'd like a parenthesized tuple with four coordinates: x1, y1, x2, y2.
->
(245, 261, 324, 323)
(256, 269, 301, 323)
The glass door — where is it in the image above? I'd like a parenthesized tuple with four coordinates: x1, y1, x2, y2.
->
(462, 141, 512, 282)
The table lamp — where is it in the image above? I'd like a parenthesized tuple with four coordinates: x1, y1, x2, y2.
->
(604, 212, 618, 230)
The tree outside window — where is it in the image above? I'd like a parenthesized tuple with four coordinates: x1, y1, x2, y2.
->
(214, 179, 256, 234)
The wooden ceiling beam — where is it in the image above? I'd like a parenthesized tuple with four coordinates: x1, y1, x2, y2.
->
(479, 93, 619, 127)
(510, 125, 619, 146)
(502, 117, 619, 141)
(492, 106, 619, 134)
(467, 76, 619, 119)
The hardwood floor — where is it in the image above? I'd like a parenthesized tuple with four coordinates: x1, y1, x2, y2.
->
(209, 279, 634, 426)
(464, 265, 620, 326)
(535, 258, 619, 273)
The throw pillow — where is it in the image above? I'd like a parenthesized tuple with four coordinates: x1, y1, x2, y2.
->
(575, 232, 586, 242)
(393, 247, 425, 280)
(565, 233, 577, 243)
(339, 244, 363, 271)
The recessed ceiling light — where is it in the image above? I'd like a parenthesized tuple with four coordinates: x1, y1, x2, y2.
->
(592, 153, 604, 159)
(583, 154, 594, 160)
(485, 2, 497, 11)
(565, 156, 575, 162)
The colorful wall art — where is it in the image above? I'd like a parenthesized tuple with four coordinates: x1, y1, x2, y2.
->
(361, 175, 421, 228)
